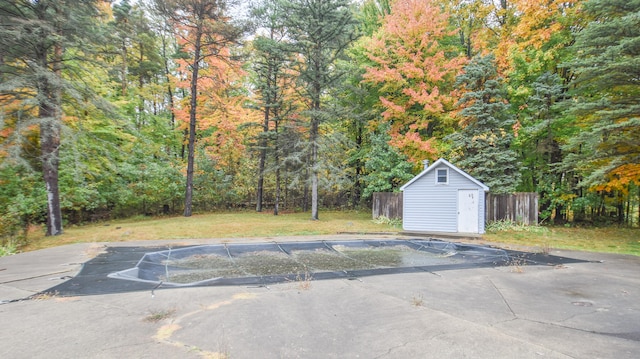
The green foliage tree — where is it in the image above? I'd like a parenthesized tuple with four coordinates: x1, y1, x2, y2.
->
(447, 54, 521, 193)
(515, 72, 577, 222)
(110, 1, 165, 130)
(111, 0, 134, 97)
(0, 0, 104, 236)
(248, 0, 293, 214)
(562, 0, 640, 189)
(362, 122, 414, 199)
(282, 0, 358, 220)
(560, 0, 640, 225)
(444, 0, 489, 58)
(357, 0, 391, 37)
(0, 166, 46, 245)
(331, 60, 378, 208)
(517, 72, 565, 188)
(332, 0, 395, 208)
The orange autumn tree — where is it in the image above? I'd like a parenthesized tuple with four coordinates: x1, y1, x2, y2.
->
(171, 28, 253, 208)
(442, 0, 581, 75)
(361, 0, 466, 164)
(502, 0, 581, 78)
(172, 44, 248, 165)
(154, 0, 243, 216)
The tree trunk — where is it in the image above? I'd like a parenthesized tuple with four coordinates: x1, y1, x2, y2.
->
(617, 190, 624, 225)
(303, 161, 309, 212)
(256, 98, 270, 212)
(310, 108, 319, 220)
(40, 112, 63, 236)
(256, 147, 266, 212)
(183, 26, 202, 217)
(273, 119, 281, 215)
(310, 58, 321, 220)
(121, 38, 128, 96)
(624, 190, 633, 227)
(39, 39, 64, 236)
(0, 52, 4, 82)
(160, 31, 176, 155)
(137, 41, 145, 128)
(181, 127, 188, 160)
(352, 122, 363, 208)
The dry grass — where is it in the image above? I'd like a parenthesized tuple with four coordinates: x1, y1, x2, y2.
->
(507, 257, 527, 273)
(31, 291, 59, 301)
(21, 210, 400, 252)
(411, 294, 424, 307)
(144, 309, 176, 323)
(294, 271, 313, 291)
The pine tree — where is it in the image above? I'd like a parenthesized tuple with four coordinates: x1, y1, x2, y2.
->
(447, 54, 521, 193)
(110, 0, 165, 129)
(562, 0, 640, 191)
(0, 0, 103, 235)
(282, 0, 358, 220)
(517, 72, 577, 222)
(249, 1, 292, 214)
(520, 72, 565, 187)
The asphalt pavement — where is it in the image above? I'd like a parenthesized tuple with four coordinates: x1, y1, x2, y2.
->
(1, 234, 639, 358)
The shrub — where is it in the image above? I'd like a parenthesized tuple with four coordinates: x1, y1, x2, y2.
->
(486, 219, 549, 234)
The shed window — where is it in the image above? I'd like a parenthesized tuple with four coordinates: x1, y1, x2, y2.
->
(436, 169, 448, 184)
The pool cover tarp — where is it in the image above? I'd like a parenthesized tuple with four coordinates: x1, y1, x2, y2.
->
(108, 239, 510, 287)
(44, 239, 588, 296)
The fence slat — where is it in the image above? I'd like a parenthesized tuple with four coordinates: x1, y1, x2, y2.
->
(372, 192, 403, 219)
(486, 193, 538, 225)
(373, 192, 538, 225)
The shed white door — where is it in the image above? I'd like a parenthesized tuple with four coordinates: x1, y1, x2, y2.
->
(458, 189, 479, 233)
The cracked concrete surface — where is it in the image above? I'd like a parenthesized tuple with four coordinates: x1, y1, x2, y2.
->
(0, 236, 639, 358)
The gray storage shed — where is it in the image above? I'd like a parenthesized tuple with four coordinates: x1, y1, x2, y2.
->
(400, 158, 489, 234)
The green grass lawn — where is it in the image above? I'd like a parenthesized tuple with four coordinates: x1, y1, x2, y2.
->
(6, 211, 639, 256)
(483, 224, 640, 256)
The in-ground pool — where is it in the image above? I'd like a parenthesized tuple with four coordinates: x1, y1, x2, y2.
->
(108, 239, 511, 287)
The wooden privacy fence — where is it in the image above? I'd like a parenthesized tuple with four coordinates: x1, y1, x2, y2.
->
(373, 192, 539, 225)
(485, 192, 539, 225)
(372, 192, 403, 219)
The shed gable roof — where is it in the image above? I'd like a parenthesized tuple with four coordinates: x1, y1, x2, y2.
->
(399, 158, 490, 192)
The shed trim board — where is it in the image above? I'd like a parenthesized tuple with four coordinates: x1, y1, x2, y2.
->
(400, 158, 489, 234)
(400, 158, 489, 192)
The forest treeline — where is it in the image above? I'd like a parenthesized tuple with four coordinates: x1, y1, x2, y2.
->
(1, 0, 639, 240)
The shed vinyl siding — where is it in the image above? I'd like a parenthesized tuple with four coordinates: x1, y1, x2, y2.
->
(402, 163, 487, 233)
